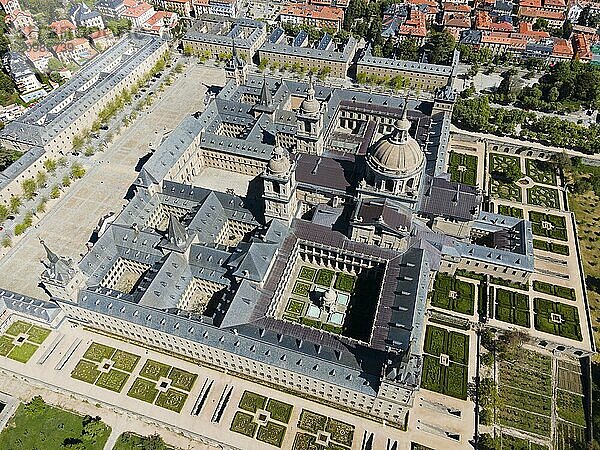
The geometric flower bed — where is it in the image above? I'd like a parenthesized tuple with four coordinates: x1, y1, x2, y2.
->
(298, 266, 316, 282)
(230, 391, 292, 448)
(489, 153, 521, 177)
(294, 409, 354, 449)
(529, 211, 568, 241)
(527, 185, 560, 209)
(490, 179, 522, 202)
(533, 239, 570, 256)
(126, 359, 197, 413)
(492, 288, 530, 328)
(497, 204, 524, 219)
(71, 342, 140, 393)
(497, 349, 552, 437)
(0, 320, 51, 363)
(448, 151, 478, 186)
(315, 269, 335, 288)
(526, 159, 557, 186)
(533, 280, 576, 301)
(421, 325, 469, 400)
(430, 272, 475, 316)
(488, 153, 523, 201)
(533, 298, 582, 341)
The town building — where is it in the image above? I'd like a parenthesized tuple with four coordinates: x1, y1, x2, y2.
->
(0, 0, 20, 15)
(192, 0, 238, 18)
(89, 29, 117, 51)
(279, 3, 345, 32)
(123, 0, 156, 29)
(25, 47, 53, 72)
(2, 51, 46, 102)
(96, 0, 127, 18)
(70, 3, 105, 30)
(53, 38, 97, 64)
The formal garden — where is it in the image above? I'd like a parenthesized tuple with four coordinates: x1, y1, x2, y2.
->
(0, 320, 51, 363)
(448, 151, 478, 186)
(497, 349, 552, 437)
(529, 211, 568, 241)
(71, 342, 140, 393)
(489, 153, 523, 202)
(533, 281, 576, 301)
(421, 325, 469, 400)
(533, 298, 582, 341)
(533, 239, 570, 256)
(126, 359, 197, 413)
(292, 409, 354, 450)
(497, 204, 523, 219)
(0, 396, 111, 450)
(527, 186, 560, 209)
(430, 272, 475, 316)
(492, 288, 530, 328)
(283, 264, 376, 338)
(525, 159, 557, 186)
(230, 391, 293, 447)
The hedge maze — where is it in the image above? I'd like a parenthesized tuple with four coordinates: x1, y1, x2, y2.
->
(497, 350, 552, 437)
(421, 325, 469, 400)
(430, 273, 475, 316)
(529, 211, 568, 241)
(0, 320, 51, 363)
(448, 152, 478, 186)
(492, 288, 530, 328)
(533, 298, 582, 341)
(230, 391, 293, 448)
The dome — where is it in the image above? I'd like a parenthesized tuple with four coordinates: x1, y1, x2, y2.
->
(268, 146, 290, 175)
(300, 79, 320, 115)
(323, 289, 336, 305)
(369, 117, 424, 177)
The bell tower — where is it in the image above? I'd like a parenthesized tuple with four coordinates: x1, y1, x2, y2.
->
(262, 146, 298, 224)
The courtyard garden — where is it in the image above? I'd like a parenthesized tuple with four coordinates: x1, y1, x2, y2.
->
(127, 359, 197, 413)
(497, 205, 523, 219)
(421, 325, 469, 400)
(526, 159, 557, 186)
(430, 272, 475, 316)
(448, 151, 478, 186)
(283, 265, 366, 337)
(294, 409, 354, 449)
(0, 396, 111, 449)
(497, 349, 552, 437)
(230, 391, 293, 447)
(527, 186, 560, 209)
(533, 281, 576, 301)
(0, 320, 51, 363)
(492, 288, 530, 328)
(529, 211, 568, 241)
(533, 298, 582, 341)
(71, 342, 140, 393)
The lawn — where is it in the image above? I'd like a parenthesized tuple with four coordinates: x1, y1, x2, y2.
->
(155, 388, 188, 413)
(83, 342, 115, 363)
(5, 320, 32, 336)
(27, 325, 51, 344)
(0, 335, 14, 356)
(7, 342, 39, 363)
(527, 185, 560, 209)
(127, 377, 159, 403)
(139, 359, 171, 381)
(71, 359, 101, 384)
(168, 367, 197, 392)
(230, 411, 258, 438)
(0, 397, 111, 450)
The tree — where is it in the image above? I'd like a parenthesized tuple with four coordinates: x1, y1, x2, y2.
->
(24, 396, 46, 415)
(425, 31, 456, 65)
(533, 18, 549, 31)
(47, 57, 64, 72)
(21, 178, 36, 200)
(70, 163, 86, 180)
(62, 175, 72, 187)
(50, 185, 60, 199)
(0, 203, 7, 222)
(82, 417, 105, 440)
(1, 235, 11, 248)
(43, 158, 57, 173)
(9, 195, 21, 213)
(35, 170, 47, 189)
(72, 134, 85, 151)
(396, 37, 419, 62)
(453, 96, 491, 131)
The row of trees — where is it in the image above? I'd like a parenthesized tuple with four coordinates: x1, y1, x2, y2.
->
(453, 95, 600, 153)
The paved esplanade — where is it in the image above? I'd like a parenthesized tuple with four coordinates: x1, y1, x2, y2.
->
(0, 64, 224, 299)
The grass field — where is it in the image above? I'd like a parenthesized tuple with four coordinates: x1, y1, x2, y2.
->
(0, 397, 111, 450)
